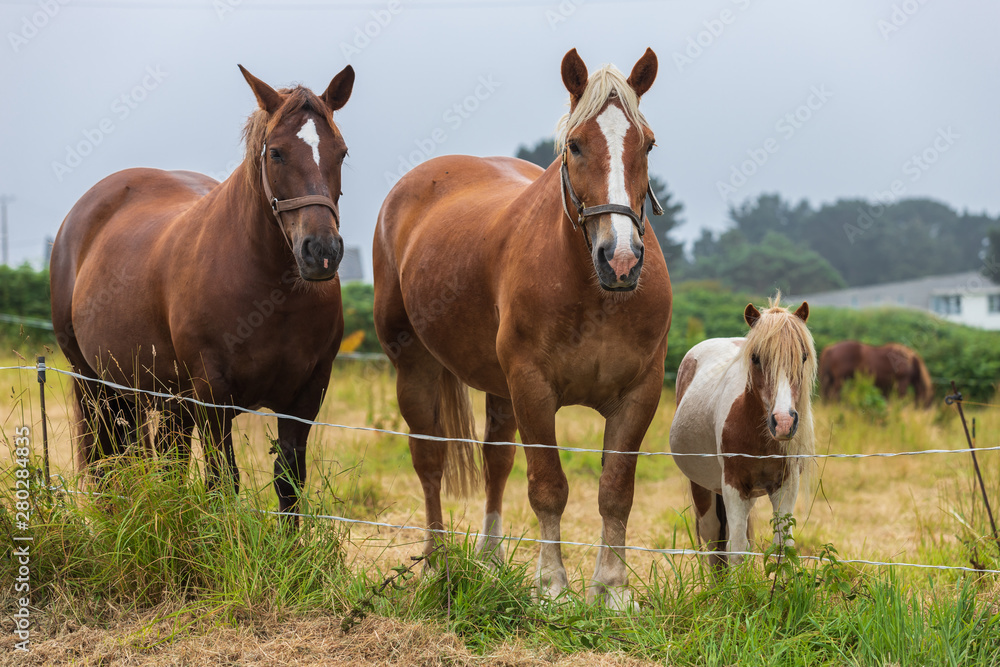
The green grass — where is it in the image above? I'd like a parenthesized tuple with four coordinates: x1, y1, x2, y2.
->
(4, 348, 1000, 663)
(4, 457, 1000, 665)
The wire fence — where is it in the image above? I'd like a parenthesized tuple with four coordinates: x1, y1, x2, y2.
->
(4, 359, 1000, 577)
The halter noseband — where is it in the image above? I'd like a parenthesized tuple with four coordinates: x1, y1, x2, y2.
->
(559, 147, 664, 251)
(259, 142, 340, 249)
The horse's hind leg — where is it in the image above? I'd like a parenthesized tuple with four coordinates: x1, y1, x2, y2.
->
(691, 481, 727, 571)
(477, 393, 517, 562)
(74, 377, 147, 482)
(395, 349, 450, 556)
(72, 377, 101, 479)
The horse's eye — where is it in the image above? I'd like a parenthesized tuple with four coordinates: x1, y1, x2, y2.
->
(751, 354, 761, 366)
(567, 140, 581, 156)
(268, 148, 283, 163)
(802, 352, 808, 363)
(646, 142, 655, 154)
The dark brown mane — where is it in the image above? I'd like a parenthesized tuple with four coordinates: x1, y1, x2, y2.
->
(241, 86, 334, 199)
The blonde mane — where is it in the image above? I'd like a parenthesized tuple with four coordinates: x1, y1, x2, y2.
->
(740, 292, 817, 460)
(555, 64, 649, 150)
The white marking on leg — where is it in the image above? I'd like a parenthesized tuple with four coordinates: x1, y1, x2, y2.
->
(535, 511, 568, 599)
(477, 508, 504, 561)
(770, 468, 800, 547)
(596, 105, 638, 279)
(721, 483, 753, 565)
(297, 117, 322, 167)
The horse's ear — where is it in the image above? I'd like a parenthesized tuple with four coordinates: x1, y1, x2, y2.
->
(627, 48, 657, 99)
(322, 64, 355, 112)
(561, 48, 588, 107)
(744, 303, 761, 328)
(794, 301, 809, 322)
(239, 64, 283, 115)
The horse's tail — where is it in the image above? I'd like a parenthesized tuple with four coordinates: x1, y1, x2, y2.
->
(438, 370, 481, 498)
(913, 354, 934, 408)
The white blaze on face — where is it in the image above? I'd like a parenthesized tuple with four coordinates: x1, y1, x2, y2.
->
(297, 117, 322, 168)
(596, 104, 639, 280)
(772, 375, 796, 437)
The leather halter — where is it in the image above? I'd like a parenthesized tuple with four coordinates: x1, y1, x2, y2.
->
(259, 143, 340, 249)
(559, 147, 664, 251)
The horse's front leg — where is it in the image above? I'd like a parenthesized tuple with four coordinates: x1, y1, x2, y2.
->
(768, 462, 801, 550)
(274, 361, 333, 529)
(720, 479, 754, 565)
(590, 373, 662, 610)
(508, 367, 567, 601)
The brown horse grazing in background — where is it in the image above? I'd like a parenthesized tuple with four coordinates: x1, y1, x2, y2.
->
(819, 341, 934, 408)
(373, 48, 672, 609)
(49, 65, 355, 519)
(670, 296, 816, 568)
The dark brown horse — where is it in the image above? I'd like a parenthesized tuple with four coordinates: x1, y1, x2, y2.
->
(819, 341, 934, 408)
(50, 65, 355, 518)
(373, 48, 671, 608)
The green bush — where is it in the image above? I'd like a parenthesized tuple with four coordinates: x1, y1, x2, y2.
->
(667, 282, 1000, 402)
(840, 372, 889, 422)
(0, 264, 53, 352)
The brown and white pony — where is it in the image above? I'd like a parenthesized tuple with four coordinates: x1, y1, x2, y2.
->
(50, 65, 354, 521)
(670, 295, 816, 567)
(373, 48, 672, 607)
(819, 341, 934, 408)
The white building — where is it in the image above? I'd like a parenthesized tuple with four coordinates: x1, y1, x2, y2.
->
(790, 271, 1000, 331)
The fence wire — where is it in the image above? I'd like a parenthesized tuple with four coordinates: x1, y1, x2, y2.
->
(5, 363, 1000, 578)
(3, 364, 997, 462)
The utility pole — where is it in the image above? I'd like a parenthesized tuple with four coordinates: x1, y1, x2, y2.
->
(0, 195, 13, 266)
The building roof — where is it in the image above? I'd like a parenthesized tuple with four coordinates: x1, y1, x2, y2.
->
(789, 271, 1000, 310)
(339, 246, 364, 282)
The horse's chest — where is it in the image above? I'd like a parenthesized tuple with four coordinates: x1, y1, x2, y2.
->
(720, 404, 790, 500)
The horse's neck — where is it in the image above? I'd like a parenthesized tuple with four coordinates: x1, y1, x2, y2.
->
(508, 161, 594, 277)
(214, 162, 295, 272)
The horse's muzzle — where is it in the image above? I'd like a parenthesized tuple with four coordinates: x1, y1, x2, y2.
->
(768, 409, 799, 440)
(297, 234, 343, 281)
(594, 244, 644, 292)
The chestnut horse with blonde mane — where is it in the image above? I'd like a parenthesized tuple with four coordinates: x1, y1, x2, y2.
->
(373, 48, 672, 607)
(50, 65, 354, 520)
(819, 341, 934, 408)
(670, 295, 816, 568)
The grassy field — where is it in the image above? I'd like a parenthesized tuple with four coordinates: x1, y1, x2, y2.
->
(2, 351, 1000, 665)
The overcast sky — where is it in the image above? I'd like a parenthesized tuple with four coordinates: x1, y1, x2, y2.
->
(1, 0, 997, 279)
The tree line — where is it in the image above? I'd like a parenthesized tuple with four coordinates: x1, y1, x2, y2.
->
(516, 139, 1000, 295)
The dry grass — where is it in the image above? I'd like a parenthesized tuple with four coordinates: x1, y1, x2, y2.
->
(3, 354, 991, 575)
(0, 613, 657, 666)
(3, 352, 998, 663)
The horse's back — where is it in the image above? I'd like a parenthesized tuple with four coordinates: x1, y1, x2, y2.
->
(373, 155, 548, 392)
(377, 155, 543, 255)
(51, 168, 219, 371)
(53, 168, 216, 276)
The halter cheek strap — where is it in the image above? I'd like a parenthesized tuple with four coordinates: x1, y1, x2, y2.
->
(260, 143, 341, 249)
(559, 148, 665, 251)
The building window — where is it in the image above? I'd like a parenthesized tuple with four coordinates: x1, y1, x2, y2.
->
(989, 294, 1000, 314)
(932, 295, 962, 315)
